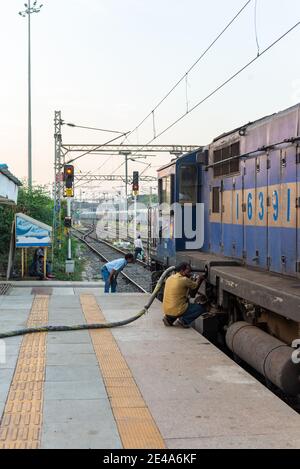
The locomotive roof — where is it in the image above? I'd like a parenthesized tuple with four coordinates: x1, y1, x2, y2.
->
(157, 148, 203, 172)
(158, 103, 300, 172)
(213, 102, 300, 143)
(213, 114, 275, 143)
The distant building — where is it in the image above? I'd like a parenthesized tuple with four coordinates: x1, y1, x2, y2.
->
(0, 164, 22, 205)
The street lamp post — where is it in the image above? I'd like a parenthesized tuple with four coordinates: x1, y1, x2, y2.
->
(19, 1, 43, 189)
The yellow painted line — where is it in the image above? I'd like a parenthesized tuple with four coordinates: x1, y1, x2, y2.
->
(0, 296, 49, 449)
(114, 407, 165, 449)
(80, 294, 165, 449)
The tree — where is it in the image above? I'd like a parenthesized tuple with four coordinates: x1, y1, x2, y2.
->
(17, 186, 53, 226)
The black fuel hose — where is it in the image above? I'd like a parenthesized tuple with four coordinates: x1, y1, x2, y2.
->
(0, 266, 175, 339)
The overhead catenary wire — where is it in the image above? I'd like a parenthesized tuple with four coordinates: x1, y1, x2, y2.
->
(66, 131, 130, 165)
(254, 0, 260, 56)
(64, 122, 128, 184)
(129, 20, 300, 161)
(69, 6, 299, 184)
(75, 154, 157, 190)
(122, 0, 253, 144)
(74, 148, 138, 187)
(140, 163, 152, 177)
(67, 2, 253, 183)
(185, 73, 189, 114)
(152, 111, 156, 139)
(74, 155, 113, 187)
(111, 160, 126, 176)
(64, 122, 126, 135)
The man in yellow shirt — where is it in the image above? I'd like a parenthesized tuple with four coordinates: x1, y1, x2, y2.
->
(162, 262, 206, 328)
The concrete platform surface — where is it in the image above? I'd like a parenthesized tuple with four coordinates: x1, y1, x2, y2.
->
(7, 281, 104, 288)
(6, 283, 104, 298)
(0, 285, 299, 449)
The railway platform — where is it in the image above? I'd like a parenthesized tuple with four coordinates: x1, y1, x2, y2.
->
(1, 284, 300, 449)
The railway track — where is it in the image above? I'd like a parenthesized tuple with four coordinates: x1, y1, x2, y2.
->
(81, 223, 150, 268)
(72, 228, 151, 293)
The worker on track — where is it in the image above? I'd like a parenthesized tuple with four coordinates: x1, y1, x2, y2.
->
(162, 262, 206, 328)
(134, 235, 144, 261)
(101, 253, 134, 293)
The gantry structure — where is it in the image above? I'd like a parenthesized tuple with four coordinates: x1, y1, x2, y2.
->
(53, 111, 201, 244)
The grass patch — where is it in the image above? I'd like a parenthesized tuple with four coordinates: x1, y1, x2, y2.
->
(53, 237, 86, 281)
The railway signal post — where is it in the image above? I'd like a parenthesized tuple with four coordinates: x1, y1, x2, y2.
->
(63, 164, 75, 273)
(132, 171, 139, 240)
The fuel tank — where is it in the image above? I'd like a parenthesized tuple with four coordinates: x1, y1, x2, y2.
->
(226, 321, 300, 396)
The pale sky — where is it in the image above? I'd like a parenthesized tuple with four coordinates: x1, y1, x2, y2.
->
(1, 0, 300, 197)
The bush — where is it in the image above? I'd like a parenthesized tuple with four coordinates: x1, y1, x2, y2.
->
(0, 205, 14, 274)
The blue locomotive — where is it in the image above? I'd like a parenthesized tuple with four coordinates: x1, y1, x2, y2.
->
(152, 103, 300, 396)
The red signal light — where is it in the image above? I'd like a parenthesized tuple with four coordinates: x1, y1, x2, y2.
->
(132, 171, 139, 193)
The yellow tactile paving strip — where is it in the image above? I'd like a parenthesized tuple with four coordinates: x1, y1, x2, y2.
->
(80, 294, 165, 449)
(0, 296, 49, 449)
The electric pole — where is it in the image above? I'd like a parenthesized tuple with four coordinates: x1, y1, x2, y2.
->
(19, 1, 44, 189)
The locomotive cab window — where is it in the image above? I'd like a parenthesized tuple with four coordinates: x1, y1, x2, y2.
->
(213, 141, 240, 178)
(179, 165, 197, 204)
(158, 175, 174, 205)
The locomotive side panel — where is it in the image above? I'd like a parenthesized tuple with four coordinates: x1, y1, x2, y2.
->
(209, 179, 222, 255)
(280, 144, 298, 275)
(243, 153, 269, 269)
(208, 132, 243, 260)
(207, 104, 300, 277)
(201, 161, 211, 253)
(267, 107, 299, 276)
(230, 174, 244, 259)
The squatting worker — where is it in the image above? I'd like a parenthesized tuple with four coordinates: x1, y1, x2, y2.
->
(101, 254, 134, 293)
(162, 262, 206, 328)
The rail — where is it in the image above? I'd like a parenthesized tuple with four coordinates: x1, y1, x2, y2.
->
(72, 228, 149, 293)
(77, 225, 149, 269)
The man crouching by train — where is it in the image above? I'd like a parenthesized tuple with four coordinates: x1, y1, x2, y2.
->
(162, 262, 206, 328)
(101, 254, 134, 293)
